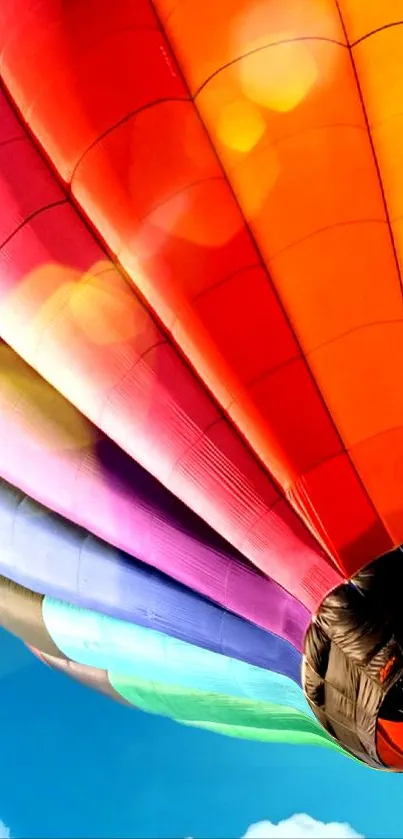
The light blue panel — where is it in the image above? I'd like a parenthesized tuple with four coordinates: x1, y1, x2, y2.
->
(42, 597, 311, 716)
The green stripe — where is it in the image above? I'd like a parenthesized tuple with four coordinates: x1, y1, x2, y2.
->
(181, 720, 341, 750)
(109, 672, 341, 751)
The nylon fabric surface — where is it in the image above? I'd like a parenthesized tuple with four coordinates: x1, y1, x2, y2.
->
(0, 82, 340, 613)
(29, 645, 130, 705)
(2, 0, 403, 572)
(0, 476, 302, 678)
(2, 0, 403, 767)
(0, 574, 336, 753)
(0, 342, 309, 648)
(178, 718, 341, 750)
(41, 596, 304, 698)
(108, 673, 339, 750)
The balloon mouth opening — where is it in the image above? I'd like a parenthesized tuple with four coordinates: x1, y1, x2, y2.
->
(377, 674, 403, 769)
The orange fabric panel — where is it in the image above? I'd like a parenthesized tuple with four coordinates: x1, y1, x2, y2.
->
(157, 0, 345, 94)
(338, 1, 403, 44)
(341, 18, 403, 544)
(156, 0, 403, 551)
(0, 0, 395, 573)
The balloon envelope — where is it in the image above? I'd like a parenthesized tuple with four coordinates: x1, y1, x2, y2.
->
(1, 0, 403, 770)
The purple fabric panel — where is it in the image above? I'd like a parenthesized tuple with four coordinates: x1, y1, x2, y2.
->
(0, 478, 302, 682)
(0, 343, 309, 648)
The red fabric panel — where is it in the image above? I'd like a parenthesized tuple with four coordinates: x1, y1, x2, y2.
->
(377, 721, 403, 769)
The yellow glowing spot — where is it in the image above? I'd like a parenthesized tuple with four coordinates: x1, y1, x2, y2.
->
(231, 144, 280, 217)
(217, 99, 266, 153)
(0, 344, 96, 452)
(240, 40, 318, 111)
(0, 259, 147, 349)
(69, 270, 148, 346)
(232, 0, 340, 56)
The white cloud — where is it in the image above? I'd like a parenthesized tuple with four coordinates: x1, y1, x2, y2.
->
(242, 814, 364, 839)
(186, 813, 363, 839)
(0, 821, 10, 838)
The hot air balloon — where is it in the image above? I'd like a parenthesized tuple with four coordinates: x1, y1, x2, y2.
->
(0, 0, 403, 770)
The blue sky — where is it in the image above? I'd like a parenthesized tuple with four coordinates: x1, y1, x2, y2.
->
(0, 627, 402, 839)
